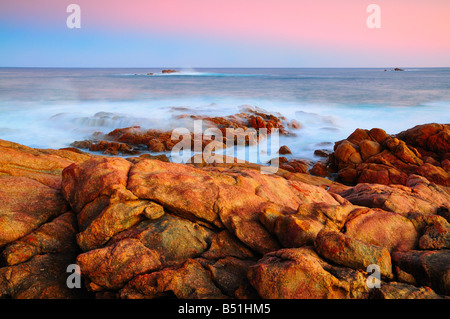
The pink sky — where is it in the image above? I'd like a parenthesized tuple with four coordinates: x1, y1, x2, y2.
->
(1, 0, 449, 67)
(96, 0, 450, 50)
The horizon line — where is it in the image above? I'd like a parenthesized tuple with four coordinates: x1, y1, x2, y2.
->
(1, 66, 449, 69)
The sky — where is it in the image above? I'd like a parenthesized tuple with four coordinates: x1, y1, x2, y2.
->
(0, 0, 449, 67)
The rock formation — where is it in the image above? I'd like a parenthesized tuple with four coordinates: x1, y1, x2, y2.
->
(71, 107, 294, 156)
(327, 123, 449, 187)
(0, 121, 449, 300)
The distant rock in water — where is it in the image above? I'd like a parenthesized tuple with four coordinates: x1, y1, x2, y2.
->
(384, 68, 405, 72)
(161, 69, 179, 74)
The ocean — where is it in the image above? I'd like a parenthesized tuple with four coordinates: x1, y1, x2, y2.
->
(0, 67, 449, 161)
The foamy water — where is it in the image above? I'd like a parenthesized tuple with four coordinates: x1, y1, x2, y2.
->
(0, 67, 449, 161)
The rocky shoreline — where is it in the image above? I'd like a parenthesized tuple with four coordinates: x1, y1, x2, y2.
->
(0, 116, 449, 299)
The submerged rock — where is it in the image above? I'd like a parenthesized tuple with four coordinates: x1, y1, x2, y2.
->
(70, 108, 292, 156)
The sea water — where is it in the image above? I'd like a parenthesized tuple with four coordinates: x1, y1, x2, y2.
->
(0, 67, 449, 161)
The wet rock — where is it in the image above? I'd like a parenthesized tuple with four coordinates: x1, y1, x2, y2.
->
(309, 161, 329, 177)
(279, 159, 311, 174)
(278, 145, 292, 155)
(69, 108, 292, 155)
(314, 149, 332, 158)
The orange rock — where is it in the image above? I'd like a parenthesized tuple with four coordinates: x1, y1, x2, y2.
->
(0, 139, 89, 189)
(334, 140, 363, 168)
(344, 209, 419, 252)
(279, 159, 310, 174)
(248, 247, 368, 299)
(328, 124, 450, 186)
(415, 163, 450, 186)
(0, 176, 68, 247)
(77, 238, 162, 291)
(442, 159, 450, 172)
(278, 145, 292, 155)
(408, 213, 450, 250)
(396, 123, 450, 156)
(1, 212, 77, 266)
(337, 167, 359, 184)
(62, 157, 132, 213)
(359, 139, 382, 160)
(120, 259, 227, 299)
(161, 69, 179, 74)
(309, 161, 329, 177)
(338, 174, 450, 216)
(70, 109, 291, 155)
(315, 228, 393, 279)
(271, 214, 324, 247)
(0, 140, 91, 299)
(3, 134, 450, 299)
(369, 127, 389, 144)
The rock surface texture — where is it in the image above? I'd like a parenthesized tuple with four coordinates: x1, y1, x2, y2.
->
(0, 121, 449, 299)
